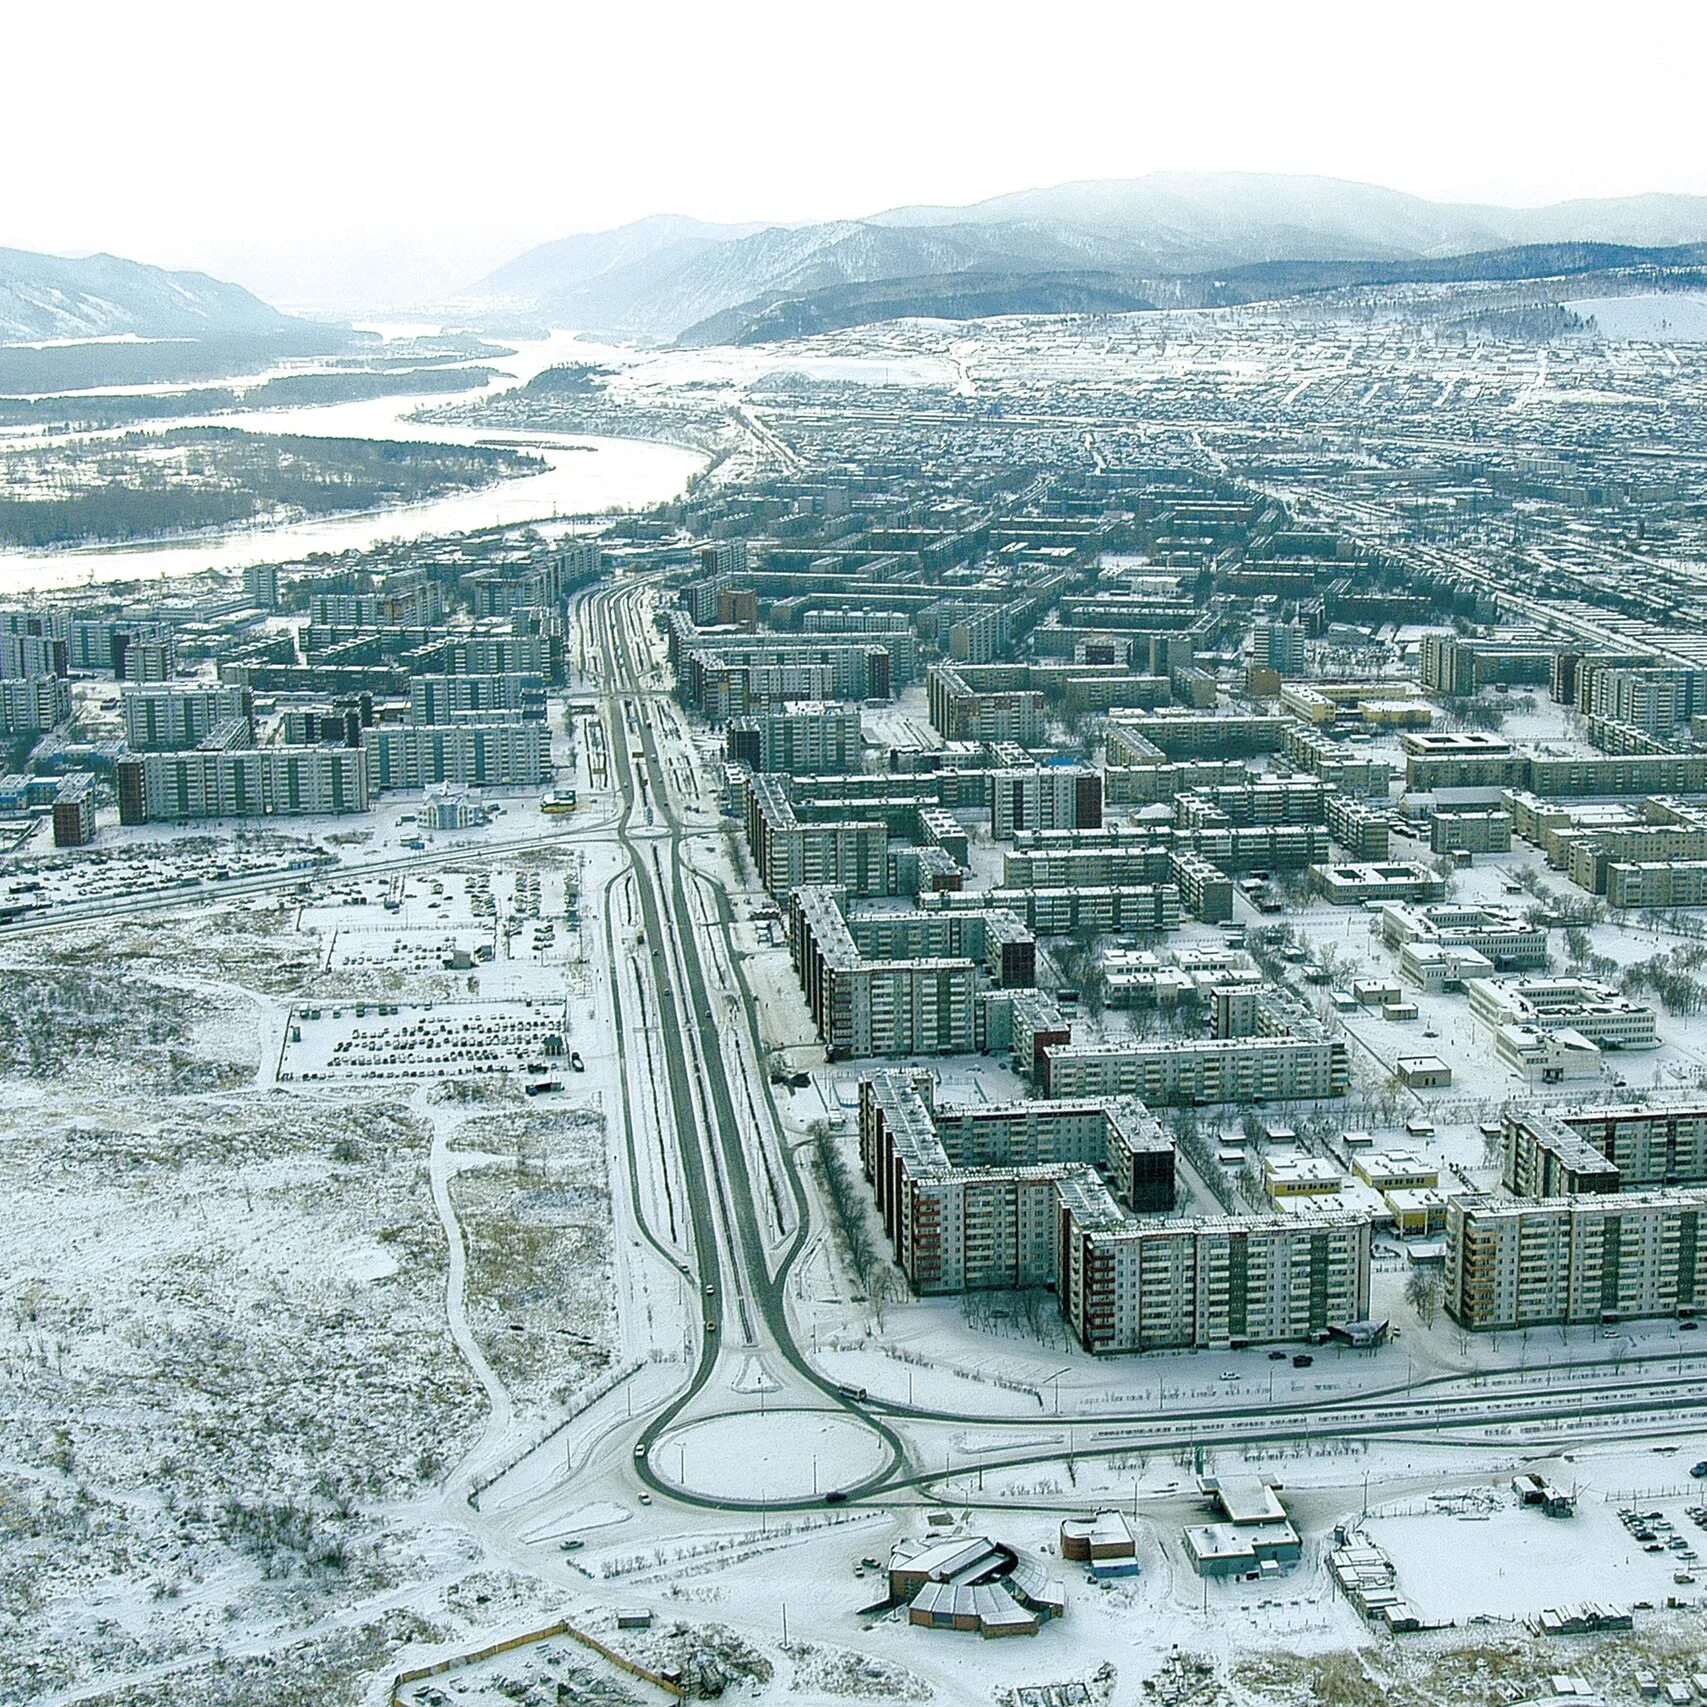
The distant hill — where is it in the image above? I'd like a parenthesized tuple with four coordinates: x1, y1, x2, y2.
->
(471, 173, 1707, 342)
(683, 242, 1707, 347)
(0, 246, 307, 347)
(678, 271, 1160, 346)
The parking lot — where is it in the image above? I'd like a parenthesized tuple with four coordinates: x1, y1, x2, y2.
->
(279, 997, 575, 1082)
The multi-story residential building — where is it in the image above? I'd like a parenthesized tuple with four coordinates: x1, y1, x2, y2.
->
(51, 775, 97, 847)
(1504, 1103, 1707, 1196)
(116, 746, 370, 821)
(725, 701, 863, 774)
(1060, 1196, 1372, 1353)
(742, 773, 888, 900)
(1038, 1024, 1349, 1105)
(1280, 723, 1393, 796)
(990, 765, 1102, 838)
(1110, 709, 1287, 760)
(1251, 618, 1306, 677)
(926, 661, 1044, 744)
(1170, 850, 1235, 923)
(1419, 631, 1553, 696)
(1446, 1189, 1707, 1330)
(1175, 780, 1327, 828)
(1606, 861, 1707, 909)
(1326, 794, 1393, 860)
(121, 683, 252, 751)
(788, 885, 1034, 1059)
(0, 630, 67, 679)
(362, 723, 551, 791)
(0, 675, 72, 735)
(922, 882, 1180, 937)
(859, 1073, 1174, 1294)
(1523, 752, 1707, 798)
(408, 673, 547, 724)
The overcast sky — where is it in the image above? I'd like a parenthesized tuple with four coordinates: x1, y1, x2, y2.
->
(9, 0, 1705, 309)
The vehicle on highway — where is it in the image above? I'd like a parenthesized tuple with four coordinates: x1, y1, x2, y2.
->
(569, 1050, 585, 1072)
(1293, 1354, 1314, 1368)
(838, 1383, 869, 1400)
(634, 1444, 647, 1459)
(1268, 1349, 1287, 1361)
(1692, 1462, 1707, 1478)
(825, 1490, 849, 1505)
(705, 1319, 718, 1332)
(1219, 1369, 1239, 1380)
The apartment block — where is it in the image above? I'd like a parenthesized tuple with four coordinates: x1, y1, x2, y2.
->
(788, 886, 1034, 1059)
(1326, 794, 1393, 860)
(1061, 1201, 1371, 1353)
(742, 773, 888, 900)
(1504, 1103, 1707, 1196)
(0, 675, 72, 735)
(121, 683, 252, 751)
(990, 766, 1102, 838)
(726, 701, 863, 774)
(1446, 1190, 1707, 1330)
(859, 1072, 1175, 1294)
(116, 746, 369, 821)
(1039, 1024, 1348, 1106)
(926, 662, 1044, 744)
(362, 723, 551, 791)
(408, 673, 547, 724)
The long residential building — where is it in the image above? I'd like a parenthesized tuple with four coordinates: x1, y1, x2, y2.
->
(362, 723, 551, 790)
(742, 772, 888, 900)
(1504, 1103, 1707, 1196)
(1446, 1190, 1707, 1330)
(1038, 1020, 1349, 1105)
(859, 1072, 1174, 1294)
(121, 683, 253, 750)
(116, 745, 369, 821)
(408, 673, 547, 723)
(788, 885, 1034, 1059)
(1060, 1192, 1372, 1353)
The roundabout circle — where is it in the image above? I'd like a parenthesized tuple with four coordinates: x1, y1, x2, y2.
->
(651, 1407, 892, 1503)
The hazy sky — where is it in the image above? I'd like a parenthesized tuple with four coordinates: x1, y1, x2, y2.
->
(9, 0, 1706, 309)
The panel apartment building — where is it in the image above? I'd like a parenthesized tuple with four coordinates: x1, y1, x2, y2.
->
(1036, 992, 1349, 1106)
(726, 701, 863, 774)
(742, 773, 889, 900)
(1503, 1103, 1707, 1197)
(121, 683, 253, 751)
(1445, 1189, 1707, 1330)
(1060, 1189, 1372, 1354)
(788, 885, 1034, 1059)
(858, 1072, 1174, 1294)
(116, 745, 370, 821)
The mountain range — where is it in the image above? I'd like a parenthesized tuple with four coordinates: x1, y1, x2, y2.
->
(468, 173, 1707, 343)
(0, 246, 305, 346)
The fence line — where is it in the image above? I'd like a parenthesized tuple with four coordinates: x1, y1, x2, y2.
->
(391, 1616, 685, 1705)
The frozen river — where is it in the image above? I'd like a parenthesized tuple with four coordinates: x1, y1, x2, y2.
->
(0, 329, 708, 594)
